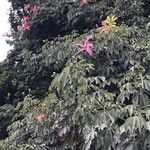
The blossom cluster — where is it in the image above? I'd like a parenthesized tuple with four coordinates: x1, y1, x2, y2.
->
(18, 16, 31, 32)
(18, 1, 118, 58)
(18, 3, 40, 32)
(18, 1, 118, 56)
(74, 15, 118, 56)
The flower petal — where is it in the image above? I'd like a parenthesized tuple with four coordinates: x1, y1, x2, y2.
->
(85, 47, 93, 56)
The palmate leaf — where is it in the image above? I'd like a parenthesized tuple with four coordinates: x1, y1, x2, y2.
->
(82, 126, 96, 150)
(77, 77, 89, 95)
(50, 58, 94, 96)
(142, 79, 150, 91)
(120, 116, 146, 134)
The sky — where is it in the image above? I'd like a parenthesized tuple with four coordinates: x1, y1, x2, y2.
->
(0, 0, 12, 62)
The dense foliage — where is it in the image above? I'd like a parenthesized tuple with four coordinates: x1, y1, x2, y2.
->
(0, 0, 150, 149)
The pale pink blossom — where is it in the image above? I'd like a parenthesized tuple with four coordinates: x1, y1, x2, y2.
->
(24, 3, 31, 11)
(96, 20, 110, 33)
(82, 0, 88, 5)
(101, 20, 110, 32)
(18, 24, 31, 32)
(73, 35, 94, 56)
(35, 114, 48, 122)
(32, 5, 40, 15)
(102, 20, 107, 26)
(19, 16, 31, 32)
(21, 16, 30, 23)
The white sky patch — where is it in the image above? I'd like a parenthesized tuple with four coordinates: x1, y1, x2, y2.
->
(0, 0, 12, 62)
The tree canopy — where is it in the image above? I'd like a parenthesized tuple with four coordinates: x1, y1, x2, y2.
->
(0, 0, 150, 149)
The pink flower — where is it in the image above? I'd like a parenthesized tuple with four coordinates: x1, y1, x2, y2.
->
(73, 35, 94, 56)
(35, 114, 48, 123)
(19, 16, 31, 32)
(32, 5, 40, 15)
(102, 20, 107, 27)
(101, 20, 110, 32)
(24, 3, 31, 11)
(82, 0, 88, 5)
(96, 20, 110, 33)
(21, 16, 30, 23)
(18, 24, 31, 32)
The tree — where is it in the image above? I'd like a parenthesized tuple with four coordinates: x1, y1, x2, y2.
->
(0, 0, 150, 149)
